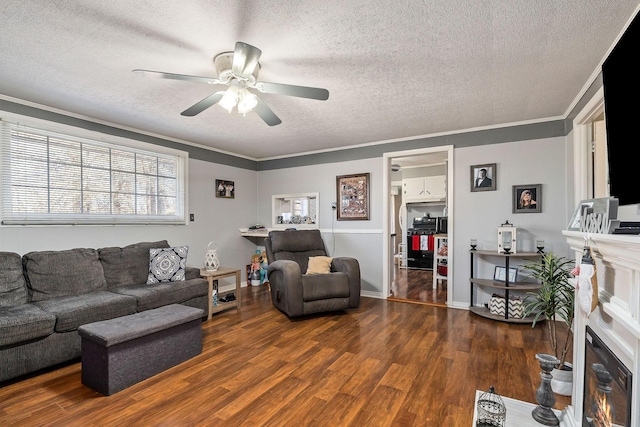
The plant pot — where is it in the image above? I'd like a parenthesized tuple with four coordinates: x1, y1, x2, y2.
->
(551, 362, 573, 396)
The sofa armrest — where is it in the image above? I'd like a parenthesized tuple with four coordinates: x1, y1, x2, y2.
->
(267, 260, 304, 317)
(331, 257, 361, 308)
(185, 266, 201, 281)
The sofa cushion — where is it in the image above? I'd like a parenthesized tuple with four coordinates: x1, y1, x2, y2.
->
(302, 273, 350, 302)
(146, 246, 189, 284)
(33, 291, 137, 332)
(0, 252, 28, 307)
(306, 256, 333, 275)
(99, 241, 170, 288)
(110, 278, 207, 312)
(0, 304, 56, 346)
(268, 230, 327, 274)
(22, 248, 107, 302)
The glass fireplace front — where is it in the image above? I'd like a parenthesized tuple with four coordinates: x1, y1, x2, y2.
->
(583, 326, 632, 427)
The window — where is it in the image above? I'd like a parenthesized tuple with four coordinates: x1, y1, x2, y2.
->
(0, 120, 187, 225)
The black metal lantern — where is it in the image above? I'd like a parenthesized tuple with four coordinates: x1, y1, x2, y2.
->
(476, 386, 506, 427)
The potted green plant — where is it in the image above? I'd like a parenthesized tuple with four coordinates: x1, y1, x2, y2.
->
(523, 252, 575, 396)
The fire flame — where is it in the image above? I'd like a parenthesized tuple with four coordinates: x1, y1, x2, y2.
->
(593, 392, 613, 427)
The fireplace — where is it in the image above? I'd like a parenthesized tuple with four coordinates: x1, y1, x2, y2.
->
(582, 326, 632, 427)
(563, 231, 640, 427)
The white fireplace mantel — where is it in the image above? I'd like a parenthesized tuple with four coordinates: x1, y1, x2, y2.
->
(563, 230, 640, 427)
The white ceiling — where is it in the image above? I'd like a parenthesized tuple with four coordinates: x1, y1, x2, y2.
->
(1, 1, 638, 160)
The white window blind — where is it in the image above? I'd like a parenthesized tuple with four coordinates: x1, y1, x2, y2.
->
(0, 120, 187, 225)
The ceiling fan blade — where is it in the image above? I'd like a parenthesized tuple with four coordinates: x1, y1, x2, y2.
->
(232, 42, 262, 79)
(253, 97, 282, 126)
(255, 82, 329, 101)
(181, 91, 226, 116)
(132, 69, 221, 85)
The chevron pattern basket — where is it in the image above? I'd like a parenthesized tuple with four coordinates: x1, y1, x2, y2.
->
(489, 294, 525, 319)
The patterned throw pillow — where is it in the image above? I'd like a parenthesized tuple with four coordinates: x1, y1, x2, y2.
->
(146, 246, 189, 284)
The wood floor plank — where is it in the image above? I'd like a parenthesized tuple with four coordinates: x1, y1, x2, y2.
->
(350, 384, 407, 427)
(0, 284, 571, 426)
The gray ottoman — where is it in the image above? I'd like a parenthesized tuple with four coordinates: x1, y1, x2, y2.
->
(78, 304, 203, 395)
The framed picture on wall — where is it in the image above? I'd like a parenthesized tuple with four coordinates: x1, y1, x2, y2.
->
(470, 163, 496, 192)
(215, 179, 235, 199)
(336, 173, 370, 220)
(513, 184, 541, 213)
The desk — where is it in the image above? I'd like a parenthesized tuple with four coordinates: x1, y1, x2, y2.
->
(200, 267, 241, 320)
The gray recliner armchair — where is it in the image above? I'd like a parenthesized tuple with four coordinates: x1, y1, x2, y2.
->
(265, 229, 361, 317)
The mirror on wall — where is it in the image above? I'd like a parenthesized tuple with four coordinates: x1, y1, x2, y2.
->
(272, 192, 319, 229)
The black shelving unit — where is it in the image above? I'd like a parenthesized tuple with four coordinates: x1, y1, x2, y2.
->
(469, 250, 543, 323)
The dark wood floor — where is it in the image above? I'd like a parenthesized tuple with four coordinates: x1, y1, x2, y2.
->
(0, 285, 571, 426)
(390, 265, 447, 306)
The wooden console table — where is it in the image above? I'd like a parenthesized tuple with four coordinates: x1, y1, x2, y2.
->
(200, 267, 241, 320)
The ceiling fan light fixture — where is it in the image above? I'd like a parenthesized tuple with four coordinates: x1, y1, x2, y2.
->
(237, 89, 258, 115)
(136, 41, 328, 125)
(218, 86, 239, 113)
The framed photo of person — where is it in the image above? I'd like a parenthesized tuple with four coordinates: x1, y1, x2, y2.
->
(513, 184, 541, 213)
(215, 179, 235, 199)
(336, 173, 370, 220)
(470, 163, 496, 192)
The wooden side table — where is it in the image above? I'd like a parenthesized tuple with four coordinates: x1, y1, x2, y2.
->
(199, 267, 241, 320)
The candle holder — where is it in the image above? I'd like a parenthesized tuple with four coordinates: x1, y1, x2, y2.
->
(591, 363, 615, 424)
(536, 240, 545, 254)
(204, 241, 220, 272)
(470, 239, 478, 250)
(532, 353, 560, 426)
(497, 221, 517, 254)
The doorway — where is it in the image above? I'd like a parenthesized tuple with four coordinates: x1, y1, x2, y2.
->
(382, 146, 453, 306)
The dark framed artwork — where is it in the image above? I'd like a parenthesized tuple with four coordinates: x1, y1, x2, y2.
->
(336, 173, 370, 220)
(470, 163, 496, 192)
(215, 179, 235, 199)
(513, 184, 541, 213)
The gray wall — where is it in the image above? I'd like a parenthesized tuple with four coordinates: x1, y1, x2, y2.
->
(2, 74, 639, 302)
(257, 158, 384, 294)
(451, 136, 570, 308)
(0, 157, 259, 289)
(256, 134, 571, 307)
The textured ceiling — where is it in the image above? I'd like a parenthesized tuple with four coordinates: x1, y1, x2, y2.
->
(0, 1, 638, 160)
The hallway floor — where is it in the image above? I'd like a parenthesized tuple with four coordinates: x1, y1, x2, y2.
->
(389, 265, 447, 306)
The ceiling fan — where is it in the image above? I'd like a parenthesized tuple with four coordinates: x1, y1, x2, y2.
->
(132, 42, 329, 126)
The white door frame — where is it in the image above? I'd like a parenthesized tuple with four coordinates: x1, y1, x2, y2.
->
(572, 87, 605, 204)
(382, 145, 454, 304)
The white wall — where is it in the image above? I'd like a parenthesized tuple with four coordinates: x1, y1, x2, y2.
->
(257, 158, 384, 294)
(451, 136, 570, 306)
(0, 158, 259, 288)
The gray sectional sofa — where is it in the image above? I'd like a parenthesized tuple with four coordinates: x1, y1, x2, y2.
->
(0, 240, 208, 383)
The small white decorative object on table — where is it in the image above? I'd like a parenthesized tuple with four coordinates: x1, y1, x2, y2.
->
(204, 241, 220, 271)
